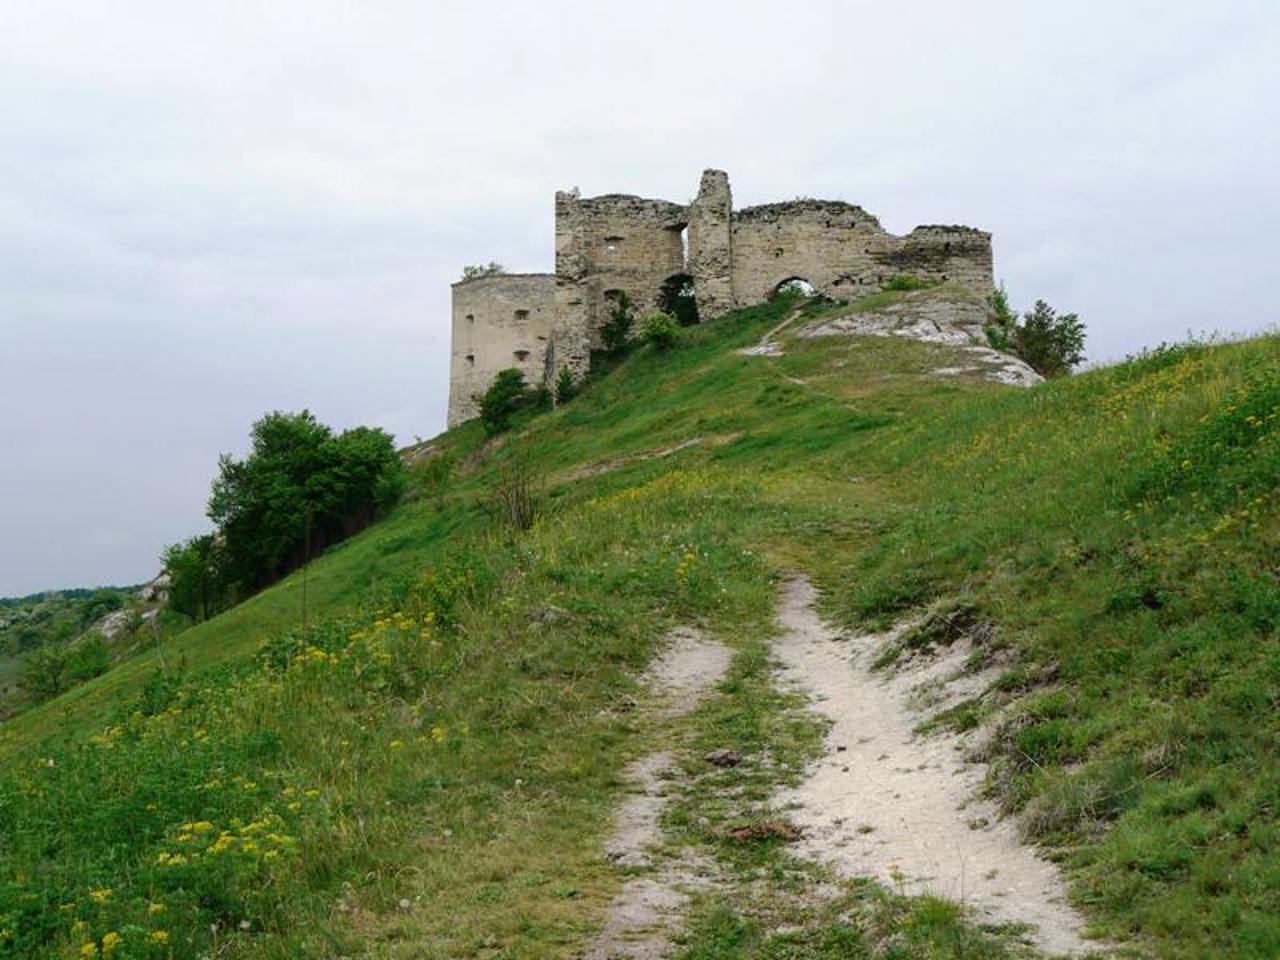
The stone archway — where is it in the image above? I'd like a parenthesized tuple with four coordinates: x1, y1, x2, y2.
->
(772, 277, 817, 299)
(658, 273, 700, 326)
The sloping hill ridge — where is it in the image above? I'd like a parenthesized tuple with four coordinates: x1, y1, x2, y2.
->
(1, 290, 1276, 959)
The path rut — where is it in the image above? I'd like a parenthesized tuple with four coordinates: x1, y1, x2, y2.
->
(773, 575, 1095, 957)
(583, 628, 732, 959)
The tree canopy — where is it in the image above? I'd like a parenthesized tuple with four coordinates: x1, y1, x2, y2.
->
(163, 410, 404, 621)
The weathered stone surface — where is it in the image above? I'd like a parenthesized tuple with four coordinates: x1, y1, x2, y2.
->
(449, 273, 558, 426)
(95, 609, 134, 642)
(447, 171, 996, 425)
(688, 169, 734, 319)
(797, 290, 1043, 387)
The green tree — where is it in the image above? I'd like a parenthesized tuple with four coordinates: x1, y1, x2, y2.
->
(68, 636, 111, 682)
(1015, 300, 1086, 377)
(600, 292, 635, 355)
(162, 534, 230, 622)
(208, 411, 403, 594)
(18, 646, 70, 701)
(985, 287, 1086, 378)
(479, 369, 531, 435)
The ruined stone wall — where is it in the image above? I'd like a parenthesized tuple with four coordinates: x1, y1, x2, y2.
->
(554, 191, 688, 356)
(729, 201, 993, 306)
(445, 170, 995, 426)
(448, 273, 557, 426)
(687, 169, 734, 318)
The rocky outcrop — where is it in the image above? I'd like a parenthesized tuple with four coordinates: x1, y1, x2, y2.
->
(798, 289, 1043, 387)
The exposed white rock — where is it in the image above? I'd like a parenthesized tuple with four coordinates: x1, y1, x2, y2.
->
(799, 294, 1043, 387)
(137, 573, 170, 603)
(95, 609, 134, 641)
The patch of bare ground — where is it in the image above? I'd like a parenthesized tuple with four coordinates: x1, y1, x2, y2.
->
(557, 435, 739, 485)
(773, 575, 1103, 957)
(737, 307, 804, 356)
(580, 628, 732, 959)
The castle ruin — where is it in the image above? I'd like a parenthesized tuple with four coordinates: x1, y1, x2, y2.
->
(448, 169, 994, 426)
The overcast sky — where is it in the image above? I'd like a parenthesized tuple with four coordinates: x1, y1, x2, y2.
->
(1, 1, 1277, 596)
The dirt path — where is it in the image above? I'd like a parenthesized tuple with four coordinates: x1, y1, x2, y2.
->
(738, 307, 803, 356)
(583, 628, 732, 960)
(773, 576, 1095, 957)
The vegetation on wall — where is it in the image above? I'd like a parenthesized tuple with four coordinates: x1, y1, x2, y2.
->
(458, 261, 505, 281)
(881, 273, 942, 292)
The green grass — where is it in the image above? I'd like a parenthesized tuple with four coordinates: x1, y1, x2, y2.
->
(1, 294, 1276, 958)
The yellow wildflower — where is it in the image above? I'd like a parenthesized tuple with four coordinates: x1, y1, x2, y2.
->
(79, 943, 97, 959)
(389, 740, 404, 750)
(148, 901, 165, 915)
(101, 931, 123, 955)
(89, 888, 113, 904)
(150, 930, 170, 945)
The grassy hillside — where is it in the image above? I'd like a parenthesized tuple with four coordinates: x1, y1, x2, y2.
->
(0, 586, 145, 719)
(1, 292, 1276, 959)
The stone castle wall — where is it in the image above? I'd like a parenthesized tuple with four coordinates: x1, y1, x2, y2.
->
(448, 273, 557, 426)
(446, 170, 994, 426)
(729, 202, 993, 305)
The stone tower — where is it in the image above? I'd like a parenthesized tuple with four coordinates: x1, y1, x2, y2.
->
(687, 169, 733, 318)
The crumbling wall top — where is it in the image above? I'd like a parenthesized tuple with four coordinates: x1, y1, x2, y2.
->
(569, 192, 688, 225)
(735, 199, 881, 228)
(451, 272, 555, 289)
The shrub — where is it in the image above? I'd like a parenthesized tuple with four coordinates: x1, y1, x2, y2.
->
(882, 274, 939, 292)
(984, 284, 1018, 352)
(68, 635, 111, 682)
(554, 366, 578, 404)
(530, 383, 553, 410)
(600, 292, 635, 355)
(163, 534, 231, 622)
(479, 368, 531, 435)
(18, 645, 71, 701)
(640, 311, 679, 351)
(78, 588, 123, 628)
(481, 453, 540, 533)
(459, 261, 505, 281)
(1015, 300, 1086, 377)
(985, 287, 1086, 377)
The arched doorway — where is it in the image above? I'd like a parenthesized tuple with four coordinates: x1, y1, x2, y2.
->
(659, 273, 699, 327)
(772, 277, 817, 299)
